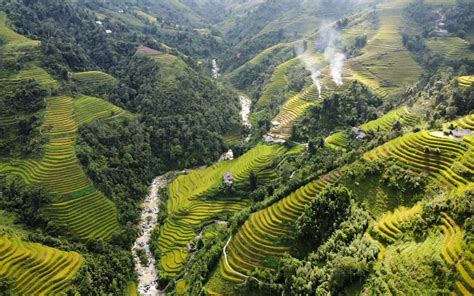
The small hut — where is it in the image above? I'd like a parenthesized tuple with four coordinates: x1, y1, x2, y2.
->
(223, 173, 233, 186)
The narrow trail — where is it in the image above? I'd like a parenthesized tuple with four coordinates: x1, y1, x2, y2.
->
(132, 175, 171, 296)
(222, 236, 249, 280)
(222, 236, 266, 284)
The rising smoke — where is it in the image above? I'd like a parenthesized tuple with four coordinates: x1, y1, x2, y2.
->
(296, 44, 322, 98)
(325, 47, 345, 86)
(295, 22, 346, 95)
(319, 24, 346, 86)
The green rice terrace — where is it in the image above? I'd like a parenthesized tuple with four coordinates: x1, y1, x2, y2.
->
(427, 37, 474, 62)
(449, 114, 474, 130)
(0, 0, 473, 295)
(0, 94, 124, 239)
(268, 84, 322, 139)
(156, 144, 297, 276)
(364, 130, 471, 190)
(207, 172, 341, 293)
(0, 12, 39, 53)
(458, 76, 474, 88)
(325, 107, 417, 150)
(0, 234, 83, 295)
(365, 183, 474, 295)
(71, 71, 117, 89)
(255, 57, 300, 109)
(349, 0, 423, 97)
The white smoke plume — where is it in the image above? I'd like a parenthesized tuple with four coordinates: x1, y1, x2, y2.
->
(311, 71, 322, 98)
(324, 47, 345, 86)
(295, 42, 322, 98)
(317, 24, 346, 87)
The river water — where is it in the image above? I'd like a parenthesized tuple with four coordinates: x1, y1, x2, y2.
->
(212, 59, 220, 79)
(132, 175, 170, 296)
(239, 95, 251, 128)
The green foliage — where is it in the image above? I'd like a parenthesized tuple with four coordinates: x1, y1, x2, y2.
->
(296, 185, 352, 248)
(0, 80, 47, 157)
(70, 242, 135, 295)
(0, 175, 50, 227)
(179, 233, 226, 295)
(292, 81, 382, 142)
(0, 278, 12, 296)
(135, 248, 149, 266)
(77, 117, 159, 244)
(380, 162, 427, 193)
(280, 204, 377, 295)
(111, 55, 240, 168)
(340, 159, 428, 217)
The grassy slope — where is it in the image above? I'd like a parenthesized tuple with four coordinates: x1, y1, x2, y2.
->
(0, 12, 39, 53)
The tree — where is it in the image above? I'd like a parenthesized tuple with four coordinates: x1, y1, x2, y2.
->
(249, 171, 258, 190)
(296, 185, 352, 247)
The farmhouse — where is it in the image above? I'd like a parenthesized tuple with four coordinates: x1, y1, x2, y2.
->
(223, 172, 233, 185)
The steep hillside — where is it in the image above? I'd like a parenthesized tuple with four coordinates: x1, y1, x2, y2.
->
(0, 0, 473, 295)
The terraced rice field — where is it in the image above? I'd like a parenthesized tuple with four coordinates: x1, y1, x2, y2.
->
(246, 43, 292, 66)
(374, 233, 445, 294)
(216, 172, 340, 285)
(324, 131, 348, 151)
(74, 95, 124, 126)
(2, 137, 88, 195)
(349, 0, 423, 97)
(449, 114, 474, 130)
(0, 12, 39, 53)
(458, 76, 474, 88)
(133, 10, 158, 24)
(364, 130, 471, 190)
(268, 84, 321, 139)
(136, 46, 179, 65)
(256, 57, 300, 108)
(157, 144, 288, 276)
(0, 234, 83, 295)
(370, 204, 422, 246)
(228, 42, 292, 82)
(351, 71, 389, 98)
(439, 213, 474, 295)
(342, 11, 378, 44)
(71, 71, 117, 89)
(0, 13, 58, 91)
(44, 190, 119, 239)
(42, 96, 78, 137)
(427, 37, 474, 62)
(0, 96, 120, 239)
(324, 107, 417, 150)
(0, 65, 59, 90)
(360, 107, 417, 133)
